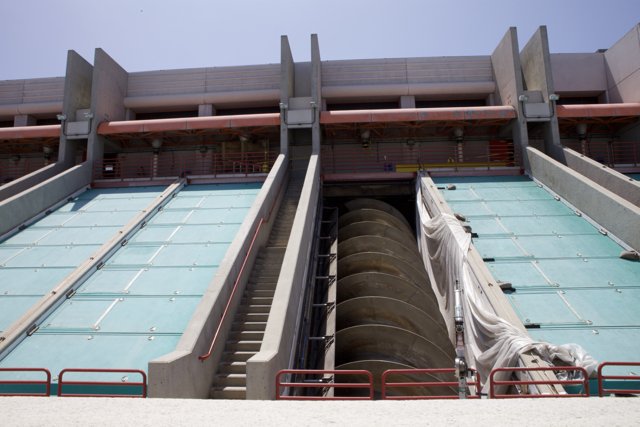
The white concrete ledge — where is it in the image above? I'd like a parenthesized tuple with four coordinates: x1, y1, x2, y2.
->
(528, 147, 640, 251)
(563, 147, 640, 206)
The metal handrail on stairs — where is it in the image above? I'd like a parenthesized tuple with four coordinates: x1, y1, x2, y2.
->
(198, 218, 264, 361)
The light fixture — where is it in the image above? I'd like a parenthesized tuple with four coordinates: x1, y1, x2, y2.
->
(453, 126, 464, 142)
(83, 111, 94, 119)
(239, 135, 251, 144)
(549, 94, 560, 102)
(151, 138, 162, 153)
(56, 114, 67, 121)
(576, 123, 588, 140)
(43, 146, 53, 160)
(360, 129, 371, 148)
(518, 94, 529, 102)
(279, 102, 288, 110)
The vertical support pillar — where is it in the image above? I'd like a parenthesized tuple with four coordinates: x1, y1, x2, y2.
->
(88, 48, 129, 167)
(58, 50, 93, 170)
(491, 28, 530, 173)
(280, 35, 295, 156)
(521, 26, 564, 163)
(311, 34, 322, 155)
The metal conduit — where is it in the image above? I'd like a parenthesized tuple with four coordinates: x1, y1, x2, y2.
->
(335, 199, 455, 397)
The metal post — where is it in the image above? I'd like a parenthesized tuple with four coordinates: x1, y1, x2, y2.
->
(454, 279, 468, 399)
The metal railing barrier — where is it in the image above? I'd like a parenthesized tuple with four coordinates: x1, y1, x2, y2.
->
(381, 368, 481, 400)
(598, 362, 640, 397)
(276, 369, 374, 400)
(0, 368, 52, 397)
(489, 366, 589, 398)
(57, 368, 147, 398)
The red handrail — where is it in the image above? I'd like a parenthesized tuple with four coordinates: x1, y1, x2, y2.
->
(198, 217, 264, 361)
(276, 369, 374, 400)
(57, 368, 147, 398)
(381, 368, 481, 400)
(0, 368, 51, 397)
(489, 366, 589, 398)
(597, 362, 640, 397)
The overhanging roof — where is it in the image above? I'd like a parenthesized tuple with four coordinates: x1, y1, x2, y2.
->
(97, 113, 280, 135)
(556, 103, 640, 119)
(0, 125, 60, 140)
(320, 106, 516, 125)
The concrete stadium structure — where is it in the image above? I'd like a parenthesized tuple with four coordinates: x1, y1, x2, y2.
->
(0, 25, 639, 402)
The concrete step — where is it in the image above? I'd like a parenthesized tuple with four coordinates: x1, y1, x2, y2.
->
(232, 321, 266, 331)
(228, 330, 264, 341)
(215, 373, 247, 387)
(223, 351, 256, 362)
(246, 282, 277, 291)
(236, 305, 271, 314)
(235, 312, 269, 322)
(226, 340, 262, 352)
(211, 386, 246, 400)
(244, 289, 275, 298)
(218, 361, 247, 374)
(241, 296, 273, 305)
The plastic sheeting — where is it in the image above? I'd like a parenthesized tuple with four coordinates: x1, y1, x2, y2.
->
(416, 177, 597, 390)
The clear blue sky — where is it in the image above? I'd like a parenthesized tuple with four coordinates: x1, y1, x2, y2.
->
(1, 0, 638, 80)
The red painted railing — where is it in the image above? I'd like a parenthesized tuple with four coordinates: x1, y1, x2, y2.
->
(320, 140, 519, 175)
(0, 368, 52, 397)
(93, 150, 278, 180)
(597, 362, 640, 397)
(489, 366, 589, 398)
(57, 368, 147, 398)
(198, 218, 264, 361)
(276, 369, 374, 400)
(381, 368, 481, 400)
(563, 140, 640, 169)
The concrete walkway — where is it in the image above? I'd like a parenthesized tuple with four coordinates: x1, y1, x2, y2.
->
(1, 397, 639, 426)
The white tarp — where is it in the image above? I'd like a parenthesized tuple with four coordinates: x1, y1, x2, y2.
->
(416, 177, 596, 391)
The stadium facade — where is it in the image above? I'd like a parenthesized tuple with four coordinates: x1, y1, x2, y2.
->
(0, 25, 639, 400)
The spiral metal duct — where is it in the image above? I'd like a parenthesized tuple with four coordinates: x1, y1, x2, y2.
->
(336, 199, 454, 397)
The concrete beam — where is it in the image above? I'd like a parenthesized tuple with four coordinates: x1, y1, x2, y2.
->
(527, 146, 640, 251)
(491, 28, 530, 172)
(246, 154, 320, 400)
(280, 35, 294, 155)
(604, 24, 640, 103)
(59, 51, 93, 168)
(89, 49, 128, 164)
(520, 26, 563, 162)
(147, 155, 289, 398)
(311, 34, 322, 154)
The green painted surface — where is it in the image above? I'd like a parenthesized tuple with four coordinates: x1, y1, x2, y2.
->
(434, 176, 640, 373)
(0, 182, 262, 388)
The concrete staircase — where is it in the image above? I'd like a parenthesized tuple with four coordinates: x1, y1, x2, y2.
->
(210, 179, 303, 399)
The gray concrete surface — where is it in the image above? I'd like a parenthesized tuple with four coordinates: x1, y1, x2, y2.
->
(528, 147, 640, 251)
(604, 24, 640, 103)
(563, 147, 640, 206)
(247, 154, 319, 400)
(1, 396, 638, 427)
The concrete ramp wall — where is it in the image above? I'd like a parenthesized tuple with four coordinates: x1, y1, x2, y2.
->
(0, 162, 92, 237)
(527, 147, 640, 251)
(562, 147, 640, 206)
(246, 154, 320, 400)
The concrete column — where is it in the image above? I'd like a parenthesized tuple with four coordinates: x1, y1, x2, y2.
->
(311, 34, 322, 155)
(604, 24, 640, 103)
(521, 26, 564, 163)
(13, 115, 36, 127)
(280, 35, 294, 155)
(399, 95, 416, 109)
(88, 48, 129, 165)
(491, 27, 530, 172)
(198, 104, 216, 116)
(58, 50, 94, 168)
